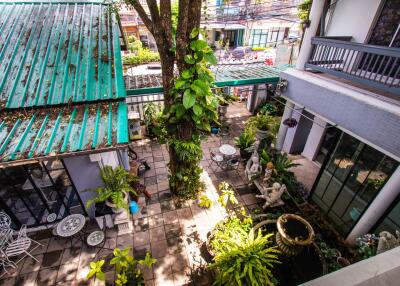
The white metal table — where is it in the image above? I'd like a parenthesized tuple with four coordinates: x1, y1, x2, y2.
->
(56, 214, 86, 238)
(219, 144, 236, 156)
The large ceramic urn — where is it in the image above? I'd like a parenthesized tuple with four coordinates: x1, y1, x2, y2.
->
(276, 213, 315, 256)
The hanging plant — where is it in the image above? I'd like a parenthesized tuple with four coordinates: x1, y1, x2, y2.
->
(283, 118, 298, 128)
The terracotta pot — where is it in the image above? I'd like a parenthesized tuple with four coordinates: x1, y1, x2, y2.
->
(105, 192, 128, 213)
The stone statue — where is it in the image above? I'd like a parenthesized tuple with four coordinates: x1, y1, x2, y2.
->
(263, 166, 273, 185)
(256, 182, 286, 209)
(245, 151, 262, 181)
(376, 231, 400, 254)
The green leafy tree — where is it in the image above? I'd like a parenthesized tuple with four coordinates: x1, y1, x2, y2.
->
(124, 0, 219, 199)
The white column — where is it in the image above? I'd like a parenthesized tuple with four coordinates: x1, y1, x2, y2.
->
(276, 101, 295, 151)
(346, 166, 400, 245)
(302, 117, 327, 160)
(296, 0, 326, 70)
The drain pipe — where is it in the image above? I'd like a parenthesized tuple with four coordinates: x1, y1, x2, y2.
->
(296, 0, 326, 70)
(346, 166, 400, 245)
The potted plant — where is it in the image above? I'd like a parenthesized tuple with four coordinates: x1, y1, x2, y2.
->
(87, 247, 156, 285)
(87, 166, 138, 213)
(207, 183, 281, 285)
(217, 92, 237, 115)
(246, 113, 277, 140)
(143, 102, 158, 138)
(234, 130, 256, 160)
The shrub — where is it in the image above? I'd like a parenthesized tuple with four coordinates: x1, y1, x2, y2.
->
(123, 48, 160, 66)
(252, 46, 266, 51)
(234, 130, 256, 151)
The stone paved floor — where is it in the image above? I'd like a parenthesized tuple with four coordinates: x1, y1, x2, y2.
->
(0, 102, 318, 286)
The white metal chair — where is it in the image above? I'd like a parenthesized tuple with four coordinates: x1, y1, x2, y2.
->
(209, 151, 225, 172)
(5, 225, 43, 264)
(0, 212, 11, 231)
(0, 229, 16, 274)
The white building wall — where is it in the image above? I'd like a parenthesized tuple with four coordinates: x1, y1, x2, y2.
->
(325, 0, 382, 43)
(63, 150, 122, 217)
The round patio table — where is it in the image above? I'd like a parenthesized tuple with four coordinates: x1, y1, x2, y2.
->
(219, 144, 236, 156)
(56, 214, 86, 238)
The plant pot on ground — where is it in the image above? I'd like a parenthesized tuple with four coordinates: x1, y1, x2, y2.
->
(234, 130, 256, 160)
(217, 92, 237, 116)
(246, 113, 278, 141)
(86, 166, 138, 214)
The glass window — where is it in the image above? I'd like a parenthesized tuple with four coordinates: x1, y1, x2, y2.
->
(374, 199, 400, 234)
(0, 160, 86, 227)
(311, 131, 399, 236)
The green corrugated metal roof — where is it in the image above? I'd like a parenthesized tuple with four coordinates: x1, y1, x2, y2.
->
(125, 63, 291, 96)
(0, 1, 125, 108)
(0, 101, 128, 163)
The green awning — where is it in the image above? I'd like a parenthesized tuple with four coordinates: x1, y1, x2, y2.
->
(125, 63, 290, 96)
(0, 101, 128, 163)
(0, 1, 125, 108)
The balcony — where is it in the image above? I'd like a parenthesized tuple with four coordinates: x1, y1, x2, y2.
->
(305, 37, 400, 96)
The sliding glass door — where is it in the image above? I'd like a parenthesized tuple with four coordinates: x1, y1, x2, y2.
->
(311, 132, 399, 236)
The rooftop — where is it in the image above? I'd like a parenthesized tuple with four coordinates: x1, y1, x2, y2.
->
(0, 0, 125, 109)
(125, 63, 290, 95)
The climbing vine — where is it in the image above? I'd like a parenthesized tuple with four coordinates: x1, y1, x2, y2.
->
(164, 28, 219, 199)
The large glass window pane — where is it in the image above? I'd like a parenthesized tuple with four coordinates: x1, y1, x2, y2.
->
(0, 165, 46, 227)
(311, 131, 399, 236)
(375, 200, 400, 234)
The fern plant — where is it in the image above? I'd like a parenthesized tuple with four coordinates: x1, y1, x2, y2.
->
(210, 228, 280, 286)
(86, 166, 138, 211)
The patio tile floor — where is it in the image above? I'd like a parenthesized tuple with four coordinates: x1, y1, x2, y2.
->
(0, 102, 318, 286)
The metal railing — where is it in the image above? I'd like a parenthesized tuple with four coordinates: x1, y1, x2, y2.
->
(126, 93, 164, 121)
(305, 37, 400, 95)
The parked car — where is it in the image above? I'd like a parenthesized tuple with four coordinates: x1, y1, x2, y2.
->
(231, 46, 252, 59)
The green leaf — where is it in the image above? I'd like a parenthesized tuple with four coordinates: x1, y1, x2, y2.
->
(193, 104, 203, 116)
(190, 39, 208, 51)
(190, 28, 199, 39)
(184, 55, 195, 64)
(175, 104, 186, 118)
(183, 90, 196, 109)
(175, 79, 186, 89)
(204, 53, 217, 65)
(182, 69, 192, 79)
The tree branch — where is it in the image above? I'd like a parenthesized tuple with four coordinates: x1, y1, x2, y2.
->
(124, 0, 153, 34)
(146, 0, 161, 29)
(176, 0, 189, 72)
(160, 0, 173, 48)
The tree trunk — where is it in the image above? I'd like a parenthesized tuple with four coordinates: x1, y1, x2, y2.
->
(127, 0, 203, 197)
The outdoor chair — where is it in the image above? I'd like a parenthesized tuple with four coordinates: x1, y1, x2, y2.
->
(87, 215, 114, 257)
(209, 151, 225, 172)
(128, 145, 151, 175)
(0, 212, 11, 231)
(0, 229, 15, 274)
(5, 225, 43, 265)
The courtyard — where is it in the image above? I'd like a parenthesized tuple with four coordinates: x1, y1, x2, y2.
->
(0, 102, 351, 286)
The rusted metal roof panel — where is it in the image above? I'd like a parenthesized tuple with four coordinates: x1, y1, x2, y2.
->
(0, 1, 126, 108)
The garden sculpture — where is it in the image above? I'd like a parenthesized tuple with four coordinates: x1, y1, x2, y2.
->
(263, 168, 273, 185)
(376, 230, 400, 254)
(256, 182, 286, 209)
(245, 151, 262, 181)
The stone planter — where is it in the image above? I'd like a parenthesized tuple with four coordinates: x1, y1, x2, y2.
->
(276, 214, 315, 256)
(218, 104, 228, 115)
(106, 192, 128, 214)
(256, 128, 269, 140)
(240, 149, 252, 161)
